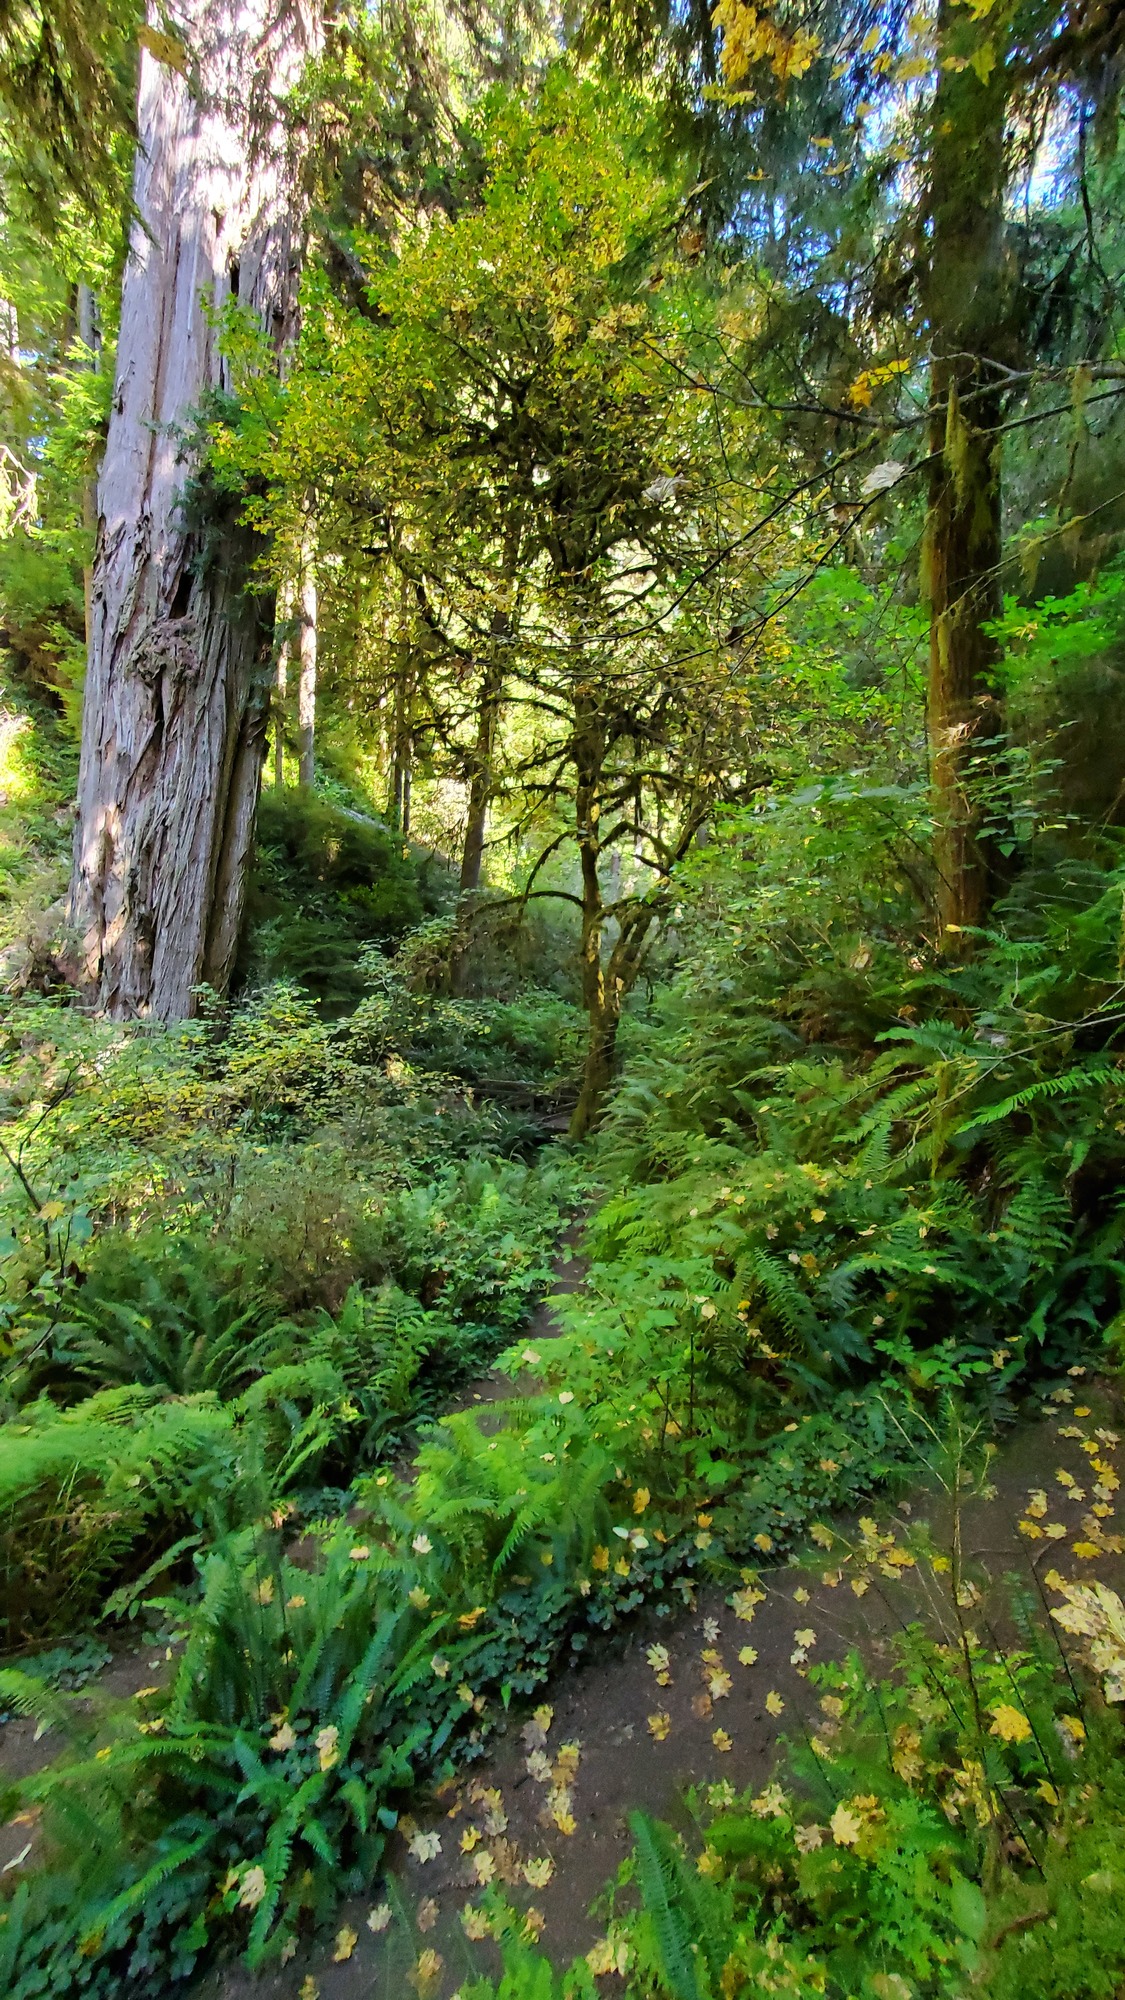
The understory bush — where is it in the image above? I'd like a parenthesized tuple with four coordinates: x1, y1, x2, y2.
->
(558, 797, 1125, 1438)
(240, 788, 454, 1012)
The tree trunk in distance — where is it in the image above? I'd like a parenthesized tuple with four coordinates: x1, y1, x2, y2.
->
(273, 576, 292, 790)
(459, 652, 504, 895)
(68, 0, 319, 1019)
(460, 517, 520, 894)
(297, 534, 317, 788)
(388, 586, 412, 838)
(923, 0, 1012, 947)
(569, 694, 611, 1140)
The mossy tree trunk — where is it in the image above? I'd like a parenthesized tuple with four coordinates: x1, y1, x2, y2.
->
(923, 0, 1014, 945)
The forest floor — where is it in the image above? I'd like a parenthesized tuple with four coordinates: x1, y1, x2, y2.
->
(4, 1251, 1121, 2000)
(204, 1260, 1125, 2000)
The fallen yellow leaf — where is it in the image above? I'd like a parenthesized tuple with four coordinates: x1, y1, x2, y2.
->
(989, 1703, 1032, 1744)
(830, 1802, 862, 1846)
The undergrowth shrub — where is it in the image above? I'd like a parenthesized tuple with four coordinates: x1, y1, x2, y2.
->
(240, 788, 452, 1012)
(572, 797, 1125, 1434)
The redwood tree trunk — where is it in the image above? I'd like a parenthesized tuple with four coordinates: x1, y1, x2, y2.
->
(68, 0, 319, 1018)
(924, 0, 1012, 943)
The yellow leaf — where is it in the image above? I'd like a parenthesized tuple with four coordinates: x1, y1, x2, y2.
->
(766, 1690, 785, 1716)
(587, 1936, 627, 1977)
(333, 1926, 358, 1962)
(712, 1727, 733, 1752)
(989, 1703, 1032, 1744)
(738, 1645, 758, 1665)
(407, 1950, 443, 2000)
(633, 1487, 651, 1513)
(647, 1712, 671, 1740)
(830, 1802, 863, 1845)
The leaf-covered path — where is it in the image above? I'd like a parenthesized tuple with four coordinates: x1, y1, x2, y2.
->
(196, 1376, 1125, 2000)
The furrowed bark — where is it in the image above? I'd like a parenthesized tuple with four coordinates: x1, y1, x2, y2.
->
(68, 0, 319, 1019)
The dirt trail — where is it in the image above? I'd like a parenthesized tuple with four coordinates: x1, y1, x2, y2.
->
(195, 1334, 1125, 2000)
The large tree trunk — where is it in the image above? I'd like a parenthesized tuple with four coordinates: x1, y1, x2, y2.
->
(68, 0, 319, 1018)
(923, 0, 1013, 944)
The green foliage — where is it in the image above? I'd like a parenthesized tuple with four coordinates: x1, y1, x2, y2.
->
(242, 789, 452, 1012)
(0, 1404, 620, 1992)
(562, 790, 1125, 1427)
